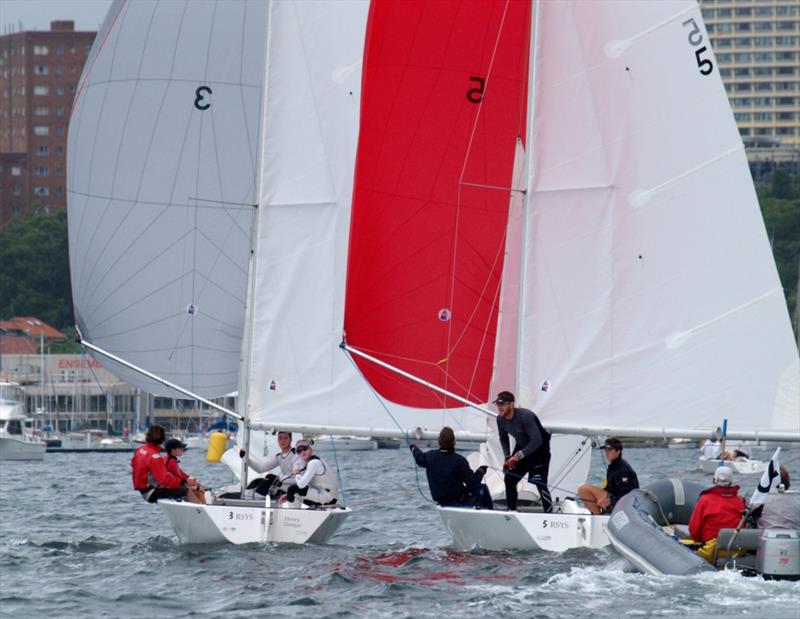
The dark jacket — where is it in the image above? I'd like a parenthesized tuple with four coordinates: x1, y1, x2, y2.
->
(411, 446, 485, 506)
(605, 456, 639, 507)
(496, 407, 551, 466)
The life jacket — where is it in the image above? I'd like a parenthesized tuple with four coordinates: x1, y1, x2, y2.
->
(131, 442, 183, 490)
(165, 454, 190, 481)
(306, 455, 338, 495)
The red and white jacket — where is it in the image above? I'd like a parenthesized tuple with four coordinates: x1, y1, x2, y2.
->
(131, 443, 184, 491)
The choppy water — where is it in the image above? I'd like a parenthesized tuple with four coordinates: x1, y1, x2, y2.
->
(1, 444, 799, 618)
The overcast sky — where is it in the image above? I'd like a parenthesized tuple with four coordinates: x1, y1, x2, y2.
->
(1, 0, 112, 33)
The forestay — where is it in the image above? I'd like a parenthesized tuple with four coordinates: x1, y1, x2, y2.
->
(68, 0, 266, 397)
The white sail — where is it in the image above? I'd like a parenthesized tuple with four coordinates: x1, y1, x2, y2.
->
(244, 0, 491, 439)
(519, 0, 799, 437)
(68, 0, 266, 397)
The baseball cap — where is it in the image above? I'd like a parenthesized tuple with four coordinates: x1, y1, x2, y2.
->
(163, 438, 187, 453)
(492, 391, 515, 404)
(713, 466, 733, 486)
(295, 439, 311, 452)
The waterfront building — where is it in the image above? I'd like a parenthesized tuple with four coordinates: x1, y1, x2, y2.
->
(700, 0, 800, 168)
(0, 21, 96, 225)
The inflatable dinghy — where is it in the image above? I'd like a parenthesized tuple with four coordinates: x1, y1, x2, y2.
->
(607, 479, 800, 580)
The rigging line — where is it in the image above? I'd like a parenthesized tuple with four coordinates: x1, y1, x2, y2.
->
(82, 348, 115, 418)
(186, 196, 258, 208)
(68, 189, 255, 211)
(459, 181, 524, 193)
(237, 0, 260, 189)
(342, 349, 436, 505)
(324, 434, 348, 507)
(447, 0, 512, 394)
(444, 222, 508, 396)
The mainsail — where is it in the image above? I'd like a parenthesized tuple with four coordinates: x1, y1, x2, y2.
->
(68, 0, 266, 398)
(519, 0, 799, 438)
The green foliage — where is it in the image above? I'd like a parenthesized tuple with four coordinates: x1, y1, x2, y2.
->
(758, 168, 800, 338)
(0, 207, 74, 330)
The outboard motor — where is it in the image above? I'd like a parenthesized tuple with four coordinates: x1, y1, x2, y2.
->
(757, 530, 800, 581)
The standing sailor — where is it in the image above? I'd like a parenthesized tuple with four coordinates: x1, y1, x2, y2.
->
(493, 391, 552, 513)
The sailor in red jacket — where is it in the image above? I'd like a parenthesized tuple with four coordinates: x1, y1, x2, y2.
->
(689, 466, 745, 557)
(131, 426, 204, 504)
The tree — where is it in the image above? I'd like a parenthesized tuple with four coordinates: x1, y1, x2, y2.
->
(0, 207, 74, 330)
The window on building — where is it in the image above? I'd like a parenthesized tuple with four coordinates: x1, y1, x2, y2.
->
(34, 145, 49, 156)
(777, 97, 797, 106)
(69, 43, 76, 53)
(754, 67, 772, 76)
(753, 97, 773, 106)
(55, 126, 65, 136)
(735, 23, 751, 32)
(34, 186, 49, 196)
(33, 126, 49, 136)
(56, 186, 65, 197)
(11, 185, 21, 196)
(715, 38, 733, 48)
(33, 85, 49, 96)
(56, 44, 63, 55)
(734, 53, 752, 62)
(33, 64, 48, 75)
(776, 6, 798, 16)
(755, 22, 773, 32)
(736, 38, 752, 47)
(755, 6, 773, 17)
(776, 82, 797, 92)
(33, 45, 48, 55)
(717, 53, 732, 62)
(776, 37, 798, 46)
(55, 64, 63, 75)
(55, 106, 65, 116)
(776, 112, 796, 121)
(734, 68, 751, 77)
(734, 113, 752, 121)
(717, 8, 732, 18)
(755, 52, 773, 62)
(755, 82, 772, 91)
(735, 83, 752, 92)
(776, 127, 796, 136)
(11, 206, 21, 217)
(69, 63, 77, 73)
(11, 166, 20, 176)
(754, 37, 772, 47)
(34, 166, 48, 176)
(56, 146, 65, 155)
(776, 52, 798, 61)
(34, 106, 49, 116)
(755, 127, 773, 136)
(719, 68, 732, 77)
(754, 112, 773, 121)
(776, 21, 798, 31)
(56, 85, 64, 96)
(56, 167, 64, 177)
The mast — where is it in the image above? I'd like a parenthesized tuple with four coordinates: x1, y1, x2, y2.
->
(236, 0, 274, 493)
(515, 0, 541, 399)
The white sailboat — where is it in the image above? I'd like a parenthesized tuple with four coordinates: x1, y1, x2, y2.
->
(68, 0, 799, 551)
(0, 383, 46, 461)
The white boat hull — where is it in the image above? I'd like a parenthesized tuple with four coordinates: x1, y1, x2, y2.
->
(0, 435, 46, 461)
(438, 504, 610, 552)
(699, 458, 767, 475)
(158, 499, 351, 545)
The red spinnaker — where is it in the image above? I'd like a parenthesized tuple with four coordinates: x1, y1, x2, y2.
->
(345, 0, 530, 407)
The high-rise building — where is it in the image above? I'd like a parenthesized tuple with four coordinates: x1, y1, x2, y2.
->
(0, 21, 95, 226)
(700, 0, 800, 162)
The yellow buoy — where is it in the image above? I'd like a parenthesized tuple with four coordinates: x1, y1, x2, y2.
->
(206, 431, 228, 462)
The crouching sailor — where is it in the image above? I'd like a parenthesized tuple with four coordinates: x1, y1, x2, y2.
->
(688, 466, 745, 562)
(131, 425, 205, 504)
(239, 430, 299, 497)
(411, 426, 493, 509)
(280, 439, 338, 507)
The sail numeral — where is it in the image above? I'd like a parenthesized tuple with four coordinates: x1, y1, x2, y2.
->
(681, 18, 714, 76)
(194, 85, 212, 110)
(467, 76, 485, 104)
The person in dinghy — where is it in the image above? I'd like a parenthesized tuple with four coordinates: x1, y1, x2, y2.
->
(238, 430, 299, 497)
(279, 440, 339, 508)
(131, 426, 206, 504)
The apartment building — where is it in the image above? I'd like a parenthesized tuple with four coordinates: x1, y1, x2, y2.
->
(0, 21, 95, 225)
(700, 0, 800, 162)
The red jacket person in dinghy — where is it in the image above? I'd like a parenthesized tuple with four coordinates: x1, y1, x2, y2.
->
(131, 426, 206, 504)
(688, 466, 745, 562)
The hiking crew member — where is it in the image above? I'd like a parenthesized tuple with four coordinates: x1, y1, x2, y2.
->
(577, 437, 639, 514)
(411, 426, 493, 509)
(280, 440, 338, 507)
(494, 391, 552, 513)
(239, 431, 299, 496)
(131, 426, 205, 504)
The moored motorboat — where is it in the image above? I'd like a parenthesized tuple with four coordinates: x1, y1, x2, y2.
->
(0, 383, 46, 461)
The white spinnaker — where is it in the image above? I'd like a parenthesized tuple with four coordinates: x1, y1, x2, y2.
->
(68, 0, 266, 397)
(244, 0, 491, 438)
(520, 1, 799, 436)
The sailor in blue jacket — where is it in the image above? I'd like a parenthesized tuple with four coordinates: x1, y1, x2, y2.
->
(411, 427, 493, 509)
